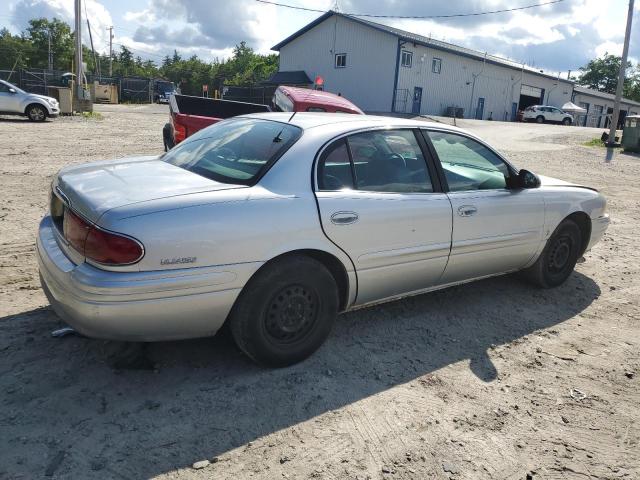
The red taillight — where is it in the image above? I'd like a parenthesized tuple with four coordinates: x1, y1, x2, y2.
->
(63, 210, 91, 253)
(173, 123, 186, 144)
(85, 228, 143, 265)
(63, 210, 143, 265)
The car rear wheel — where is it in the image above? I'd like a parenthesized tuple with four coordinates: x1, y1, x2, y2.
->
(229, 255, 339, 367)
(535, 115, 545, 124)
(562, 117, 572, 126)
(27, 104, 47, 122)
(523, 219, 581, 288)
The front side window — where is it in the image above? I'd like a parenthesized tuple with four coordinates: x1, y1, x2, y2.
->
(401, 50, 413, 68)
(163, 118, 301, 185)
(427, 131, 510, 191)
(307, 107, 326, 112)
(0, 83, 9, 93)
(432, 58, 442, 74)
(335, 53, 347, 68)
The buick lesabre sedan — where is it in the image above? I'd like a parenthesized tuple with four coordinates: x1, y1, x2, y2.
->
(38, 114, 609, 366)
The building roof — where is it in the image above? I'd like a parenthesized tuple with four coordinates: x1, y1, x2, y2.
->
(272, 11, 573, 84)
(264, 70, 312, 85)
(573, 85, 640, 107)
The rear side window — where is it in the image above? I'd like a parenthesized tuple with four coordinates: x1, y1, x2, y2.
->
(317, 130, 433, 193)
(318, 140, 354, 190)
(163, 118, 301, 185)
(427, 131, 509, 191)
(307, 107, 326, 112)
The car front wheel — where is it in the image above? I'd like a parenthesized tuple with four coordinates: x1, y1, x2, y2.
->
(523, 219, 582, 288)
(229, 255, 339, 367)
(562, 118, 572, 126)
(26, 104, 47, 122)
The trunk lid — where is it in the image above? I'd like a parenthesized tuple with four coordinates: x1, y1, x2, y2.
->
(54, 156, 246, 223)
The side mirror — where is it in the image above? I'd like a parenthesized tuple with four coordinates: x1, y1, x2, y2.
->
(8, 88, 16, 94)
(518, 169, 541, 189)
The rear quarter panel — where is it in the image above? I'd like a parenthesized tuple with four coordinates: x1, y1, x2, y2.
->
(96, 131, 356, 304)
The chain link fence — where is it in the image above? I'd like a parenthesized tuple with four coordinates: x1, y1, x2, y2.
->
(0, 68, 154, 103)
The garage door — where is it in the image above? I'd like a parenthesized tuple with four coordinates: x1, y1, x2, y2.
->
(521, 85, 543, 98)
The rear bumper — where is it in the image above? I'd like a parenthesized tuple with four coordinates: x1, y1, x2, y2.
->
(587, 214, 610, 251)
(37, 216, 260, 341)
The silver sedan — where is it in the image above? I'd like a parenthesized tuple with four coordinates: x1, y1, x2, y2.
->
(38, 113, 609, 366)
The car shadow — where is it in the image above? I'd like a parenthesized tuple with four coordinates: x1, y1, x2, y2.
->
(0, 117, 53, 123)
(0, 272, 600, 478)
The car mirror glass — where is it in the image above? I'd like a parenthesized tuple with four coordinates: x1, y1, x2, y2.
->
(9, 88, 16, 93)
(518, 169, 540, 189)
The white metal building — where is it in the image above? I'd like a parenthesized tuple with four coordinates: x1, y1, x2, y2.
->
(272, 11, 575, 120)
(572, 86, 640, 128)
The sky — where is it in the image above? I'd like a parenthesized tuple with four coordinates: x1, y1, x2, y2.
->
(2, 0, 639, 74)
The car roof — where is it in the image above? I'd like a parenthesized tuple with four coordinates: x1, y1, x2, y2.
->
(239, 112, 465, 133)
(277, 86, 363, 113)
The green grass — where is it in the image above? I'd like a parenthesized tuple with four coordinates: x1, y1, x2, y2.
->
(80, 111, 104, 120)
(583, 138, 605, 147)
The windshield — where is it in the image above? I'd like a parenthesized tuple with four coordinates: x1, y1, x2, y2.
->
(163, 118, 302, 185)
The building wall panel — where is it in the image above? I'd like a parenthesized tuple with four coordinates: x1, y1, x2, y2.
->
(279, 16, 397, 112)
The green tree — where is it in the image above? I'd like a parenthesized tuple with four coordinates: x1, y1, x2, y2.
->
(0, 28, 31, 70)
(25, 18, 74, 70)
(578, 54, 632, 94)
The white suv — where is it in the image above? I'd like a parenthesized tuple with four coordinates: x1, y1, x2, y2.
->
(0, 79, 60, 121)
(523, 105, 572, 125)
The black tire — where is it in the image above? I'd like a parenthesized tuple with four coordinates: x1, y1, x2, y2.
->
(535, 115, 545, 124)
(562, 117, 572, 126)
(523, 219, 582, 288)
(229, 255, 339, 367)
(26, 103, 47, 122)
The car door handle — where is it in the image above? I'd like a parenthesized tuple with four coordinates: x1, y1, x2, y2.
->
(457, 205, 477, 217)
(330, 211, 359, 225)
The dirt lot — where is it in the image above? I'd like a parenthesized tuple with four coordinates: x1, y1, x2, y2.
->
(0, 105, 638, 479)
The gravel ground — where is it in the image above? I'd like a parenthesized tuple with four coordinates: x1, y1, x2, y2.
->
(0, 105, 638, 480)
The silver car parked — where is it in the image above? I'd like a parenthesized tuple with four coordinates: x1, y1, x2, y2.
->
(38, 114, 609, 366)
(0, 79, 60, 121)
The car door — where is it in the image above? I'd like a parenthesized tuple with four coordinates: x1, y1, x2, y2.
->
(549, 107, 563, 122)
(0, 82, 20, 112)
(315, 128, 452, 305)
(423, 129, 544, 285)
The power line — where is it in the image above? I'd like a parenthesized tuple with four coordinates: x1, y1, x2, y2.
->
(254, 0, 567, 19)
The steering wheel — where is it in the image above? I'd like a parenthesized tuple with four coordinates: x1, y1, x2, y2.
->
(388, 153, 407, 167)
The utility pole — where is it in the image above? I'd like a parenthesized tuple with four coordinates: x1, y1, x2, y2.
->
(74, 0, 83, 101)
(607, 0, 634, 146)
(47, 29, 53, 70)
(107, 26, 114, 77)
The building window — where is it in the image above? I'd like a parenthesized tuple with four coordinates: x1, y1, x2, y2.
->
(335, 53, 347, 68)
(432, 57, 442, 74)
(401, 50, 413, 68)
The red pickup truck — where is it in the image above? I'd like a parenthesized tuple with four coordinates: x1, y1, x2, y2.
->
(163, 86, 362, 150)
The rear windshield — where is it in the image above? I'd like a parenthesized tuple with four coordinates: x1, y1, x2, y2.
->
(163, 118, 301, 185)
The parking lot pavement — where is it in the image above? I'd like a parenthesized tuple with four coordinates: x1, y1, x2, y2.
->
(1, 105, 638, 479)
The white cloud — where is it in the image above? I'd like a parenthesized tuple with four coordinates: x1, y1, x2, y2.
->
(10, 0, 114, 54)
(595, 41, 624, 57)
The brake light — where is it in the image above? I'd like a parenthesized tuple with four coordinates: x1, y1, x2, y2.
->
(174, 123, 186, 144)
(63, 210, 91, 253)
(63, 210, 143, 265)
